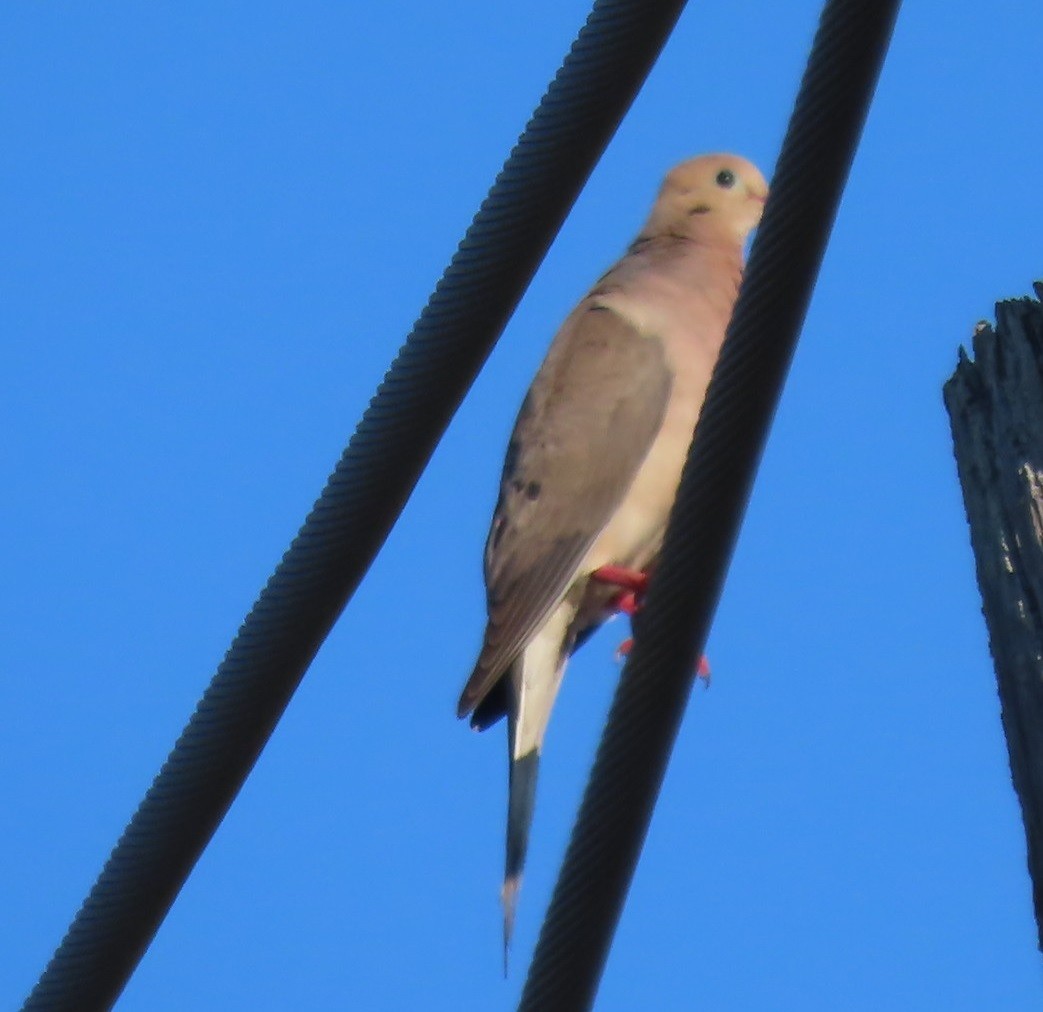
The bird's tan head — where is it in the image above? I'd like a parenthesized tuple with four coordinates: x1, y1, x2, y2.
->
(640, 153, 768, 245)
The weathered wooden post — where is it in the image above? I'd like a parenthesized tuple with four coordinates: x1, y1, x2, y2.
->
(944, 282, 1043, 950)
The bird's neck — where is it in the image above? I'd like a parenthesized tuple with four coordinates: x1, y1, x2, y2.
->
(627, 233, 743, 296)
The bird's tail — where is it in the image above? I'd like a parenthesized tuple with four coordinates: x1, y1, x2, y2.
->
(501, 607, 571, 969)
(503, 734, 538, 969)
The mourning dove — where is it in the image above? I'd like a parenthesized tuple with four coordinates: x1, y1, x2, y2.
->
(457, 153, 768, 958)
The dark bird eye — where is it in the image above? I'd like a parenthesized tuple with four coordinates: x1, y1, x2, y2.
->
(715, 169, 737, 189)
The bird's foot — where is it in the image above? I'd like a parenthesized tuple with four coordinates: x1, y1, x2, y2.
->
(591, 566, 711, 685)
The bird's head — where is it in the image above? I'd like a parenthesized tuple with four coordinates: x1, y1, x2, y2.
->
(640, 153, 768, 246)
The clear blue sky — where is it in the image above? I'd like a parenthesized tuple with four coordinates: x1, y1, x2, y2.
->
(4, 2, 1043, 1009)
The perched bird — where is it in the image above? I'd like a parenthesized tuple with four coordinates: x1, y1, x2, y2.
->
(457, 153, 768, 957)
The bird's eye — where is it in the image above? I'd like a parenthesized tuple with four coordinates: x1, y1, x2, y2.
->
(715, 169, 737, 189)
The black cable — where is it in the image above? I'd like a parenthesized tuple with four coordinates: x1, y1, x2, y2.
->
(22, 3, 691, 1009)
(517, 1, 902, 1008)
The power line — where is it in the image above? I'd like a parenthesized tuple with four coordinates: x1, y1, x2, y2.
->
(22, 2, 691, 1008)
(517, 1, 902, 1008)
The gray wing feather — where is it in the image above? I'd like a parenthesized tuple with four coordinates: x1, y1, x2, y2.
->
(457, 303, 672, 716)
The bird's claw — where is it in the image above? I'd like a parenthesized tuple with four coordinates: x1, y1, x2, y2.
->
(613, 635, 712, 685)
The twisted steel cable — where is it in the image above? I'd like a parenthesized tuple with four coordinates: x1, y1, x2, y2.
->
(518, 1, 903, 1008)
(23, 2, 691, 1008)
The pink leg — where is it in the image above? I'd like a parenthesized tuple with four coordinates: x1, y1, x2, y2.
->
(590, 565, 649, 616)
(590, 565, 649, 594)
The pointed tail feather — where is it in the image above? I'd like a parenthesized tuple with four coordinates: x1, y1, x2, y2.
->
(502, 747, 539, 968)
(500, 605, 572, 971)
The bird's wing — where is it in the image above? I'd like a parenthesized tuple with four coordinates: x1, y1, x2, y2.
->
(457, 302, 672, 716)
